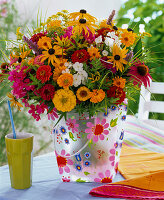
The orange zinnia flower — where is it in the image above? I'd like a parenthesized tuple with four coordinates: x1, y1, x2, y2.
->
(87, 46, 101, 60)
(90, 89, 105, 103)
(57, 73, 73, 89)
(113, 76, 126, 88)
(121, 30, 136, 47)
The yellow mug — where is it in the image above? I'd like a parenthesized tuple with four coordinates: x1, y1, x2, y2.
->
(5, 132, 34, 189)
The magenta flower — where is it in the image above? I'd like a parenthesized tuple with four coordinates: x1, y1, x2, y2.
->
(94, 170, 113, 183)
(66, 118, 79, 133)
(55, 149, 73, 174)
(85, 118, 109, 142)
(109, 148, 116, 166)
(47, 108, 59, 121)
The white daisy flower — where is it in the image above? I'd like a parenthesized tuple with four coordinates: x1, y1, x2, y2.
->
(78, 70, 88, 84)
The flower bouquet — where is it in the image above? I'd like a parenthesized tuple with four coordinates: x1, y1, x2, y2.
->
(0, 9, 152, 182)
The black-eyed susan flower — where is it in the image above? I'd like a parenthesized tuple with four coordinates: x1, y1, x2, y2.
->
(69, 9, 97, 23)
(40, 42, 64, 65)
(76, 86, 90, 101)
(7, 93, 23, 111)
(108, 44, 128, 72)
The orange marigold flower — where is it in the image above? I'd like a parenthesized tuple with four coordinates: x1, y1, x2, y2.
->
(36, 65, 52, 83)
(76, 86, 90, 101)
(90, 89, 105, 103)
(121, 30, 136, 47)
(87, 46, 101, 60)
(113, 76, 126, 88)
(57, 73, 73, 89)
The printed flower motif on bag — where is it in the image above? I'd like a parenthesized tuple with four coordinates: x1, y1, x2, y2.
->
(66, 118, 79, 133)
(121, 115, 126, 121)
(85, 118, 109, 142)
(119, 131, 124, 140)
(94, 170, 113, 183)
(84, 160, 91, 167)
(55, 149, 74, 174)
(109, 148, 116, 166)
(60, 126, 67, 134)
(75, 164, 82, 172)
(84, 152, 91, 158)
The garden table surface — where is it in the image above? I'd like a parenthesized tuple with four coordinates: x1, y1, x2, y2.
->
(0, 116, 164, 200)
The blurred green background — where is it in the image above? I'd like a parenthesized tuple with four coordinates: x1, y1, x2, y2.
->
(0, 0, 163, 166)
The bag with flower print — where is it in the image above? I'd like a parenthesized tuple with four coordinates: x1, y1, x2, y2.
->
(52, 103, 127, 183)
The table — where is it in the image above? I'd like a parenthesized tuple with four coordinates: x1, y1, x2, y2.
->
(1, 116, 164, 200)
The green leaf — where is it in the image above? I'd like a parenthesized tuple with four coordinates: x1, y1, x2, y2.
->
(76, 178, 86, 182)
(110, 118, 118, 127)
(84, 171, 90, 176)
(69, 132, 77, 141)
(133, 38, 142, 58)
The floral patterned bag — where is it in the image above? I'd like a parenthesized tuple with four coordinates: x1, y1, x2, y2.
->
(52, 104, 127, 183)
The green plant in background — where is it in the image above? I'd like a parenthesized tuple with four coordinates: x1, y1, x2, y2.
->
(0, 0, 37, 166)
(116, 0, 164, 117)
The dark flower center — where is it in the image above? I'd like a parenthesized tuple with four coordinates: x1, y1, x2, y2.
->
(80, 90, 87, 97)
(113, 26, 118, 31)
(48, 48, 55, 55)
(127, 28, 134, 32)
(79, 19, 86, 24)
(80, 9, 87, 14)
(137, 65, 148, 76)
(114, 55, 120, 61)
(57, 156, 67, 167)
(94, 124, 104, 135)
(101, 177, 112, 183)
(18, 57, 22, 63)
(124, 37, 128, 41)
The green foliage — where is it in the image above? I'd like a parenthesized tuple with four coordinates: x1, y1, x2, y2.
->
(117, 0, 164, 116)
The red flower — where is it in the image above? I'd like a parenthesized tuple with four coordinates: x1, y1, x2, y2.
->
(40, 84, 55, 101)
(107, 86, 126, 104)
(30, 33, 46, 44)
(71, 49, 90, 63)
(96, 28, 113, 41)
(36, 65, 52, 83)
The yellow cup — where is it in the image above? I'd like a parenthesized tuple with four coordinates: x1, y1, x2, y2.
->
(5, 132, 34, 189)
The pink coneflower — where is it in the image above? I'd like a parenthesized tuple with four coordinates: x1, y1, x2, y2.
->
(128, 60, 152, 87)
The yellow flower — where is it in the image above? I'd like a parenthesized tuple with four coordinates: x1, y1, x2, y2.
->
(69, 9, 97, 23)
(121, 30, 137, 47)
(99, 19, 113, 29)
(7, 93, 23, 111)
(11, 44, 31, 64)
(53, 66, 66, 81)
(88, 71, 100, 83)
(47, 20, 61, 30)
(16, 27, 23, 40)
(52, 89, 76, 112)
(76, 86, 90, 101)
(54, 58, 68, 69)
(37, 36, 52, 49)
(108, 44, 128, 72)
(113, 76, 126, 88)
(57, 73, 73, 89)
(40, 43, 64, 66)
(68, 19, 98, 36)
(90, 89, 105, 103)
(87, 46, 101, 60)
(54, 36, 70, 48)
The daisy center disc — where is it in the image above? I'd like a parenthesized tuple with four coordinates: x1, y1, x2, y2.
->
(114, 55, 120, 60)
(94, 124, 104, 135)
(137, 65, 148, 76)
(57, 156, 67, 167)
(48, 48, 55, 55)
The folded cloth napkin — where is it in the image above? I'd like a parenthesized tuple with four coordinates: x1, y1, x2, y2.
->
(89, 145, 164, 199)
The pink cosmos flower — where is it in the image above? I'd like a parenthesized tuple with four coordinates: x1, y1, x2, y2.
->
(109, 148, 116, 166)
(55, 149, 74, 174)
(85, 118, 109, 142)
(94, 170, 113, 183)
(47, 108, 59, 121)
(66, 118, 79, 133)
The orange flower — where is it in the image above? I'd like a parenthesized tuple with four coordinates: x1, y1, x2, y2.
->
(90, 89, 105, 103)
(87, 46, 101, 60)
(53, 66, 66, 81)
(37, 36, 52, 49)
(76, 86, 90, 101)
(54, 58, 68, 69)
(57, 73, 73, 88)
(121, 30, 136, 47)
(113, 76, 126, 88)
